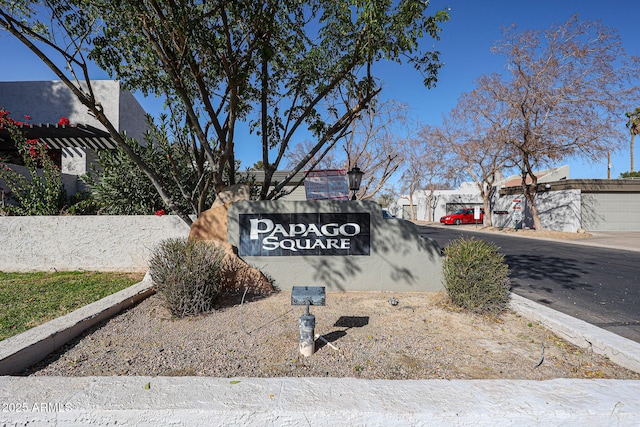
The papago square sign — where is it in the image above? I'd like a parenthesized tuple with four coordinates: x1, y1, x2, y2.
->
(238, 212, 370, 256)
(304, 169, 350, 200)
(227, 201, 443, 291)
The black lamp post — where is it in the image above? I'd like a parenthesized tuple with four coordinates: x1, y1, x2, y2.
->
(347, 165, 364, 200)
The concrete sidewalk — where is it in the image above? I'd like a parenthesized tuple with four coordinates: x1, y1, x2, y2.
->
(2, 376, 640, 426)
(427, 222, 640, 253)
(2, 233, 640, 425)
(572, 230, 640, 253)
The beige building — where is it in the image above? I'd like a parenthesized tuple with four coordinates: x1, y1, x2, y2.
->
(0, 80, 148, 195)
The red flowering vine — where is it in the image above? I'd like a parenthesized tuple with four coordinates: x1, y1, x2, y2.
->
(0, 109, 28, 127)
(26, 139, 39, 160)
(0, 108, 67, 215)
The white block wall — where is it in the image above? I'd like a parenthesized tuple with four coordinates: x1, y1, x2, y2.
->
(0, 216, 190, 272)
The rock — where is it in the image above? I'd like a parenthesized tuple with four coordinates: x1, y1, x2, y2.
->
(189, 193, 274, 295)
(212, 184, 250, 208)
(189, 203, 230, 242)
(189, 184, 251, 241)
(215, 241, 274, 295)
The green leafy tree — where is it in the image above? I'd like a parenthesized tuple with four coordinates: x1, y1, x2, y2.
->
(0, 0, 449, 225)
(620, 171, 640, 178)
(82, 141, 166, 215)
(0, 109, 66, 215)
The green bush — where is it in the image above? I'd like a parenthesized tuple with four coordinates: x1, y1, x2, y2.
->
(149, 238, 226, 317)
(81, 116, 217, 216)
(442, 237, 511, 314)
(82, 138, 170, 215)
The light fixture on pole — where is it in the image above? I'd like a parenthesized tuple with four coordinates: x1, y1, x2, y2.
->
(347, 165, 364, 200)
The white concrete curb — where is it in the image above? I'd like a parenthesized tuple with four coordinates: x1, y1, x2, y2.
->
(0, 274, 154, 375)
(509, 293, 640, 374)
(1, 377, 640, 426)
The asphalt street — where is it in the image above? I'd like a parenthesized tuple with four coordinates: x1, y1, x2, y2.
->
(416, 224, 640, 343)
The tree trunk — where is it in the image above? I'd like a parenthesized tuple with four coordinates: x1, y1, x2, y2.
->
(520, 153, 542, 231)
(482, 194, 492, 227)
(631, 133, 636, 173)
(426, 190, 434, 222)
(523, 184, 542, 230)
(408, 193, 416, 221)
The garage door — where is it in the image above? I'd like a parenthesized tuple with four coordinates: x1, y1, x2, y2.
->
(402, 205, 416, 220)
(582, 193, 640, 231)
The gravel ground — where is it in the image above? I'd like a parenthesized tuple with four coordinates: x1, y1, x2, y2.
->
(24, 291, 640, 380)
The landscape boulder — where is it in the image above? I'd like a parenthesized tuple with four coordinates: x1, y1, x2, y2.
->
(212, 184, 251, 208)
(189, 203, 231, 242)
(189, 185, 273, 295)
(216, 241, 274, 295)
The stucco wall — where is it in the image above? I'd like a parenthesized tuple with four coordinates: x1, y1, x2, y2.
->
(227, 200, 443, 292)
(0, 80, 141, 133)
(1, 203, 444, 292)
(0, 216, 190, 272)
(491, 189, 581, 232)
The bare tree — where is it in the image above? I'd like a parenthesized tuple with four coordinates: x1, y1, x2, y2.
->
(437, 89, 516, 226)
(484, 15, 640, 230)
(343, 100, 411, 200)
(399, 131, 454, 221)
(285, 99, 412, 201)
(285, 140, 340, 171)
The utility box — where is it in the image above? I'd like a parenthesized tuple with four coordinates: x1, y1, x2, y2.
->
(291, 286, 326, 307)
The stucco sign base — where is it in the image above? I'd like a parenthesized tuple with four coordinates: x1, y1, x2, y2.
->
(227, 201, 443, 292)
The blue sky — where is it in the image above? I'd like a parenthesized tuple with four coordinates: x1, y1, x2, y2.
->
(383, 0, 640, 179)
(2, 0, 639, 179)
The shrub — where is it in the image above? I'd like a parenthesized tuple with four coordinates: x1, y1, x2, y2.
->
(442, 237, 510, 314)
(0, 110, 66, 215)
(82, 138, 169, 215)
(62, 191, 99, 215)
(149, 238, 226, 317)
(81, 116, 217, 216)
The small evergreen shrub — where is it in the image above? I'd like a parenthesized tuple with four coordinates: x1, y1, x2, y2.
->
(149, 238, 226, 317)
(442, 237, 511, 314)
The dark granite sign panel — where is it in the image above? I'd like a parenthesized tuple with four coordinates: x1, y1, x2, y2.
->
(238, 213, 370, 256)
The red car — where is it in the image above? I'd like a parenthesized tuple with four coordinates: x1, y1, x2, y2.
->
(439, 208, 484, 225)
